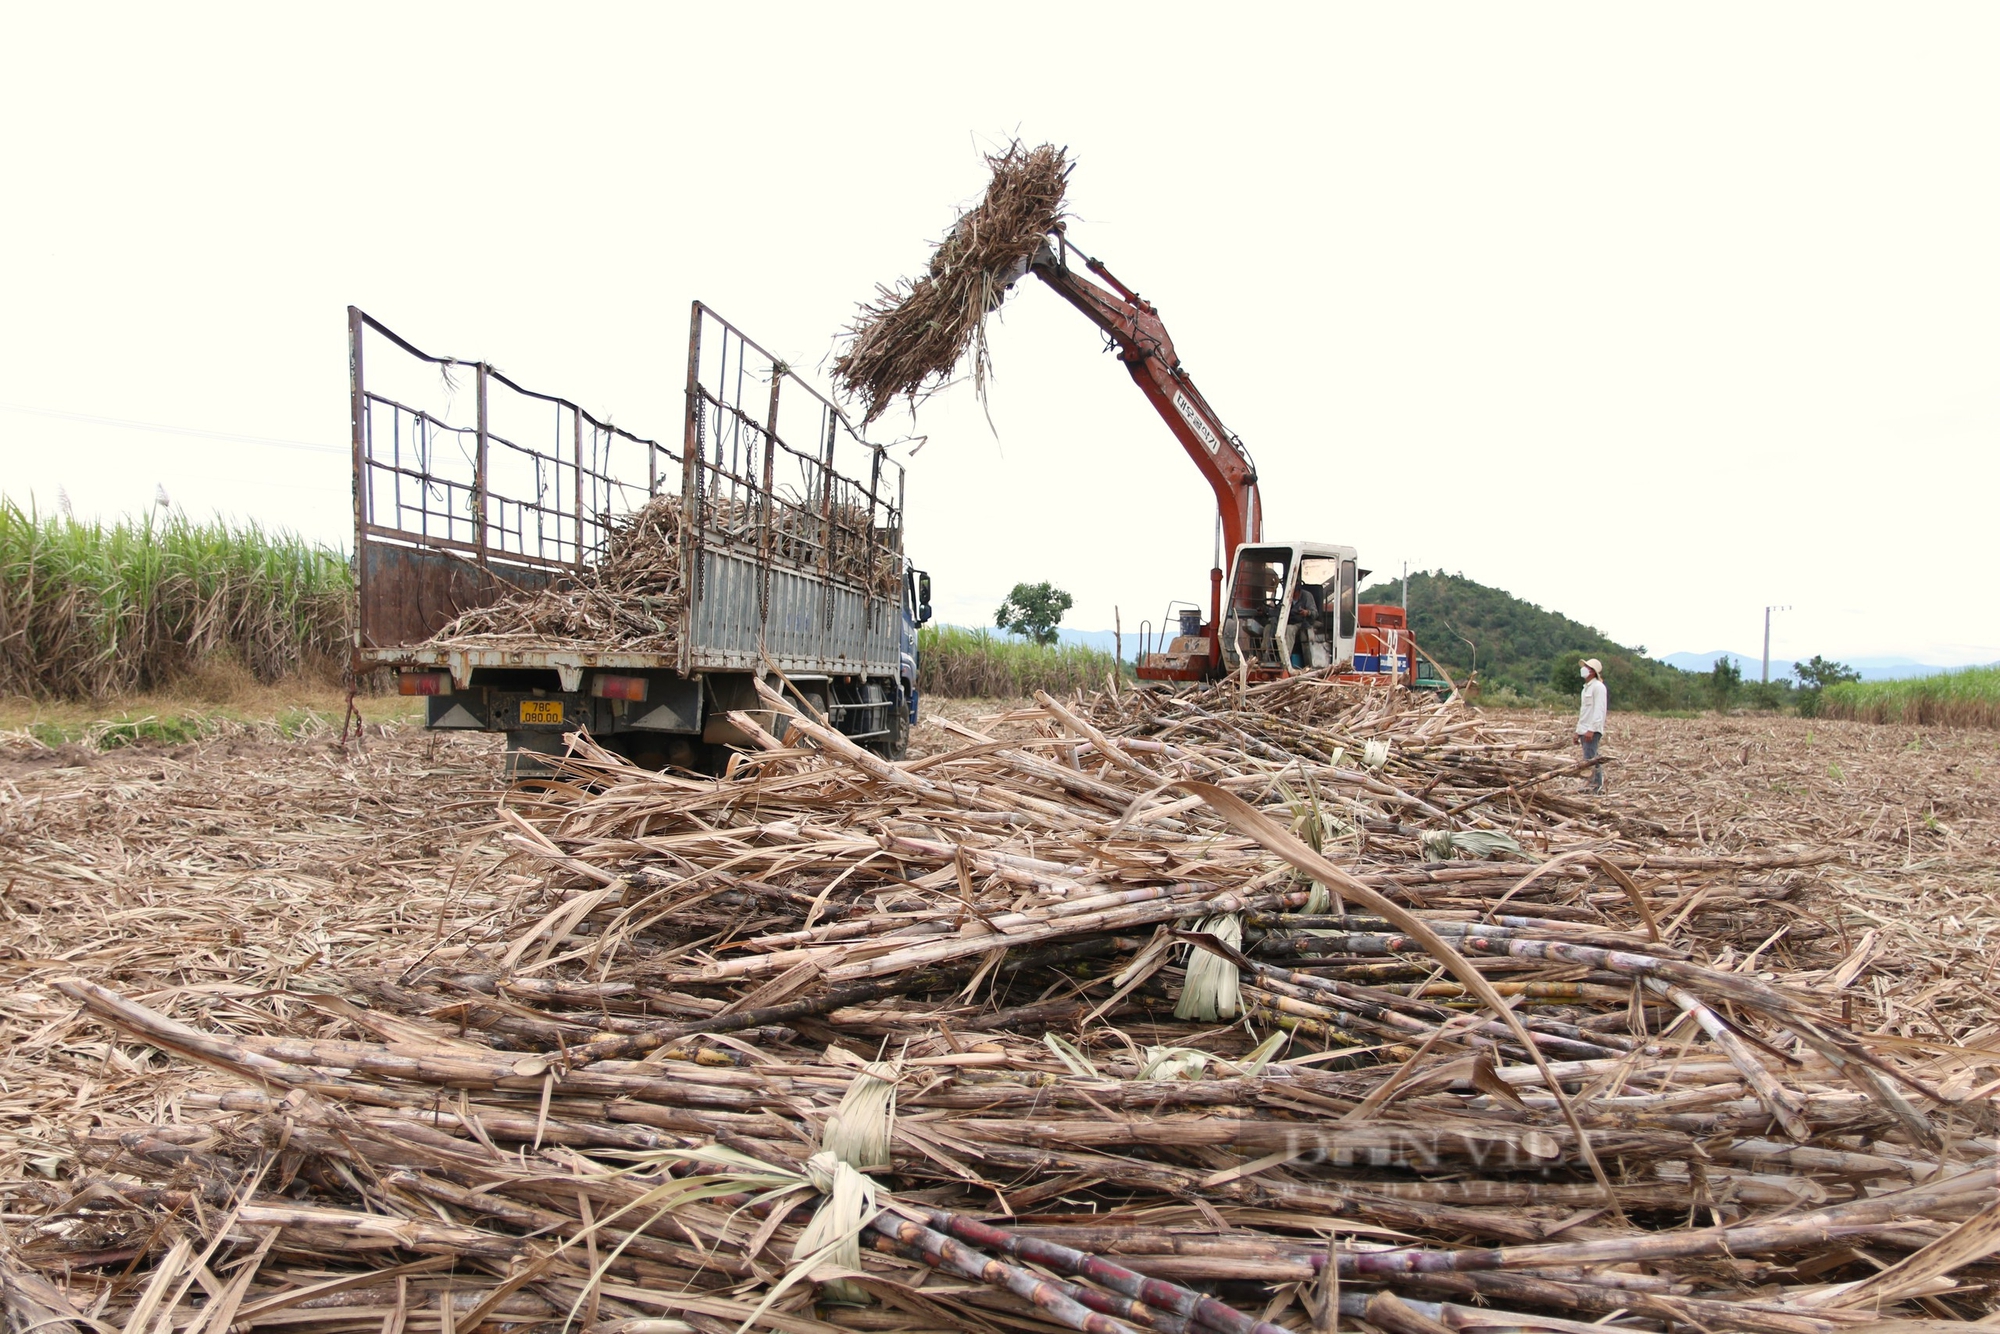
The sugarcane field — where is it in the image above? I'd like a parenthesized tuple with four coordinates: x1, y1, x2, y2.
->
(6, 13, 2000, 1334)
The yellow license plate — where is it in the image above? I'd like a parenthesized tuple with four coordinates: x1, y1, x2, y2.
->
(519, 700, 565, 724)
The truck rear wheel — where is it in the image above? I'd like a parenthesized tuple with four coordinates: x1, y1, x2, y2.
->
(873, 689, 911, 761)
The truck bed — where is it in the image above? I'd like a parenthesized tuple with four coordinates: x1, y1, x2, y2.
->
(347, 303, 913, 761)
(357, 541, 898, 683)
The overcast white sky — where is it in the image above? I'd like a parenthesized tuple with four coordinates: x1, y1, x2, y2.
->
(4, 4, 1996, 666)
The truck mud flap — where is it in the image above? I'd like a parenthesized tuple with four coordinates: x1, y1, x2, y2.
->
(620, 678, 702, 734)
(427, 695, 487, 729)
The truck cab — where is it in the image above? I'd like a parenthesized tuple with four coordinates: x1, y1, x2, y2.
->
(898, 564, 932, 748)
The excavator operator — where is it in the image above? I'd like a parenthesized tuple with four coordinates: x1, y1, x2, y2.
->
(1288, 580, 1323, 668)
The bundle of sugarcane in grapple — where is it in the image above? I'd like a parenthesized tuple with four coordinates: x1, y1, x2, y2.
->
(835, 142, 1070, 422)
(16, 675, 1998, 1333)
(834, 145, 1449, 693)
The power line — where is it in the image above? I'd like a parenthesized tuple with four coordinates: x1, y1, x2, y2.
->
(0, 401, 345, 456)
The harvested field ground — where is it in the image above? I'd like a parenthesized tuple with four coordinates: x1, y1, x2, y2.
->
(0, 679, 419, 750)
(1515, 709, 2000, 1050)
(0, 718, 511, 1181)
(3, 694, 1997, 1333)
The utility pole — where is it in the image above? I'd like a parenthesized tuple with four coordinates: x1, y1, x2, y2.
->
(1762, 605, 1790, 683)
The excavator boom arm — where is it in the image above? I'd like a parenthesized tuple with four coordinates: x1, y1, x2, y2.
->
(1026, 242, 1262, 630)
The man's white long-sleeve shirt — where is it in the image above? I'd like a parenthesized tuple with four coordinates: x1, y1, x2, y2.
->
(1576, 678, 1607, 736)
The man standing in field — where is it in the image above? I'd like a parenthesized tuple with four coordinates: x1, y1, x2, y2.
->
(1577, 658, 1608, 793)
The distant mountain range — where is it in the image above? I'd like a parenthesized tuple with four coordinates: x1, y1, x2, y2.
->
(1021, 591, 1992, 689)
(1054, 628, 1130, 659)
(1045, 637, 1985, 683)
(1051, 572, 1695, 705)
(1659, 651, 1995, 683)
(1056, 574, 1645, 682)
(1352, 571, 1701, 706)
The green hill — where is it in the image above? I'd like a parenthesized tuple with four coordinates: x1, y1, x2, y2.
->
(1359, 570, 1701, 710)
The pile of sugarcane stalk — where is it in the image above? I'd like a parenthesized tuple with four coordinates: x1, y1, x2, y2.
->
(10, 674, 1998, 1334)
(426, 491, 897, 658)
(426, 497, 695, 654)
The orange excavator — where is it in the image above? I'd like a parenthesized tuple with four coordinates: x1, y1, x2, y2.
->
(1010, 233, 1443, 689)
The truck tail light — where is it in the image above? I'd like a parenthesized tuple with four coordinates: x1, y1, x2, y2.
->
(399, 670, 452, 696)
(591, 674, 648, 702)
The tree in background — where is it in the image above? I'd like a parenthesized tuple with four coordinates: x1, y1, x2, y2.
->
(996, 581, 1074, 647)
(1793, 655, 1860, 717)
(1708, 656, 1743, 711)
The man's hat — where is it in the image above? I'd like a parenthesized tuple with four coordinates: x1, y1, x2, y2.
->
(1583, 658, 1603, 674)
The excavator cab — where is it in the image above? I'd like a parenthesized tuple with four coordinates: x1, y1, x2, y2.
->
(1218, 542, 1357, 677)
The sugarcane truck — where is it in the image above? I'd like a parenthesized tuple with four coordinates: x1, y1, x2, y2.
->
(347, 303, 931, 772)
(1008, 234, 1450, 692)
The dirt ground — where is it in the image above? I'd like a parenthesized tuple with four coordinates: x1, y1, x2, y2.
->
(0, 678, 421, 749)
(1519, 707, 2000, 1056)
(4, 701, 1997, 1184)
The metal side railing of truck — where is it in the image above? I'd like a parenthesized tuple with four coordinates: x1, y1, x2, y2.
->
(348, 303, 927, 769)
